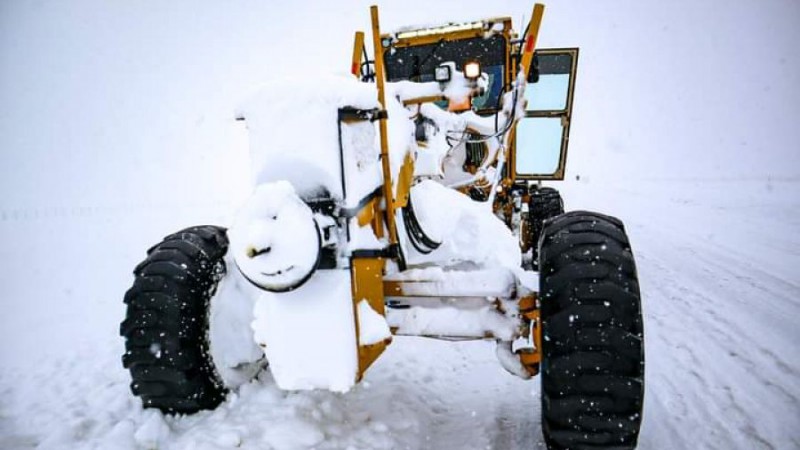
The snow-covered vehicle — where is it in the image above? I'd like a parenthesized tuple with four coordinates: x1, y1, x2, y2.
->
(120, 4, 644, 449)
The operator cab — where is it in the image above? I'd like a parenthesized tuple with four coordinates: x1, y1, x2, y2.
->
(369, 16, 579, 184)
(381, 18, 512, 114)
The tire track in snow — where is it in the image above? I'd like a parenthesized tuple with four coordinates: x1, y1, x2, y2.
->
(662, 246, 800, 394)
(681, 238, 800, 322)
(636, 228, 798, 449)
(643, 290, 765, 448)
(721, 385, 778, 450)
(640, 227, 800, 384)
(649, 244, 798, 383)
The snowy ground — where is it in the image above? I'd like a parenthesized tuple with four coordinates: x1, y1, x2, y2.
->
(563, 179, 800, 450)
(1, 179, 797, 449)
(1, 0, 799, 448)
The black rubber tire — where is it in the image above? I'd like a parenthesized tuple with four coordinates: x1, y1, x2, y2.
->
(529, 186, 564, 270)
(120, 225, 229, 414)
(538, 211, 644, 450)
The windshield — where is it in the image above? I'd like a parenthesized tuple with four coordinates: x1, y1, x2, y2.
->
(383, 34, 507, 112)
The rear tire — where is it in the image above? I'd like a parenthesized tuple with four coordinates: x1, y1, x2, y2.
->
(529, 187, 564, 270)
(120, 225, 229, 414)
(538, 211, 644, 450)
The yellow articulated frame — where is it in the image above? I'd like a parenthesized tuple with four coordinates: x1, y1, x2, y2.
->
(349, 3, 546, 381)
(517, 294, 543, 376)
(350, 255, 391, 381)
(349, 6, 403, 384)
(370, 5, 400, 249)
(356, 198, 375, 228)
(356, 196, 385, 239)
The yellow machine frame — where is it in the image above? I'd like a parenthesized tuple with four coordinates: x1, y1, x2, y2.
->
(347, 4, 548, 380)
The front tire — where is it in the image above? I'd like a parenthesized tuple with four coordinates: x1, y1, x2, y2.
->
(120, 225, 230, 414)
(538, 211, 645, 449)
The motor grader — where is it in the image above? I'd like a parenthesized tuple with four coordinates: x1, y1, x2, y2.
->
(120, 4, 644, 449)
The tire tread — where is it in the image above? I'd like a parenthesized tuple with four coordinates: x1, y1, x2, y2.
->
(539, 211, 644, 450)
(120, 225, 229, 414)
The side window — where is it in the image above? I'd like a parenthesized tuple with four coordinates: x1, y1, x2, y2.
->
(514, 48, 578, 180)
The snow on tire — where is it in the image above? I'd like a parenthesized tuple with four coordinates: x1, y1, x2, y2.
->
(538, 211, 645, 450)
(120, 225, 230, 414)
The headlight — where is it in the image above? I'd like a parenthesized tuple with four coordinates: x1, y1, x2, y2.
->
(434, 64, 452, 82)
(463, 60, 481, 80)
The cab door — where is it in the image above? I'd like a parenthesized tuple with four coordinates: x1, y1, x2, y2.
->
(514, 48, 579, 180)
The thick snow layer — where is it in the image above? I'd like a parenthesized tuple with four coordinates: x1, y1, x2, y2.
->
(356, 300, 392, 346)
(384, 267, 517, 298)
(382, 86, 417, 189)
(2, 0, 800, 449)
(208, 257, 265, 387)
(252, 270, 358, 393)
(388, 304, 519, 341)
(4, 180, 798, 450)
(236, 75, 381, 202)
(237, 75, 430, 212)
(402, 180, 521, 269)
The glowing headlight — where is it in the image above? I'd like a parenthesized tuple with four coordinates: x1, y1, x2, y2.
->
(434, 64, 452, 82)
(463, 60, 481, 80)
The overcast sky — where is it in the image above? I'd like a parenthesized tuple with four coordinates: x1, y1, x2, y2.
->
(1, 0, 798, 212)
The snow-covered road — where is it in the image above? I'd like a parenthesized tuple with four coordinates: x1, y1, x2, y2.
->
(566, 179, 800, 449)
(2, 0, 798, 447)
(1, 179, 797, 449)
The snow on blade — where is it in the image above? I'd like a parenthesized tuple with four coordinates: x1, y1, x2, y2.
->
(252, 270, 358, 392)
(356, 299, 392, 345)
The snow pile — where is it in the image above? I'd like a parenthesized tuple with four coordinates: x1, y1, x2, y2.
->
(236, 74, 382, 202)
(208, 262, 265, 388)
(388, 302, 519, 341)
(403, 179, 521, 270)
(385, 266, 517, 297)
(252, 270, 358, 392)
(3, 0, 800, 448)
(384, 267, 520, 340)
(236, 74, 425, 212)
(1, 341, 438, 450)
